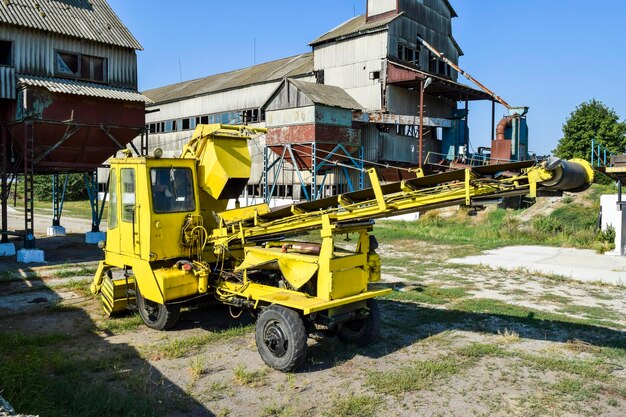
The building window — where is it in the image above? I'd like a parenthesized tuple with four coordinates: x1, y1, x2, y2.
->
(56, 52, 80, 77)
(0, 41, 13, 66)
(55, 50, 107, 83)
(81, 54, 106, 82)
(182, 118, 190, 130)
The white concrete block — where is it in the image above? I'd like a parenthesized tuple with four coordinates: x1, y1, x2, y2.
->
(0, 242, 16, 257)
(47, 225, 66, 236)
(601, 194, 626, 256)
(17, 249, 45, 264)
(86, 231, 106, 244)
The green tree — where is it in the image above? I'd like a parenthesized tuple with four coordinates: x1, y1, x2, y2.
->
(34, 173, 89, 201)
(553, 99, 626, 159)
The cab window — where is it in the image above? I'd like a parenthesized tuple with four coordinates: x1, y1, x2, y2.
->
(108, 169, 118, 229)
(121, 168, 136, 222)
(150, 168, 195, 213)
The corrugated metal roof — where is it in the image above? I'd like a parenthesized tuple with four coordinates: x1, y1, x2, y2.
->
(309, 13, 400, 46)
(18, 74, 151, 102)
(143, 53, 314, 105)
(288, 79, 363, 110)
(0, 0, 142, 50)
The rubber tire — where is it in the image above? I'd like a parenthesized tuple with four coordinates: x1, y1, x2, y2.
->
(136, 288, 181, 331)
(337, 299, 381, 346)
(255, 305, 308, 372)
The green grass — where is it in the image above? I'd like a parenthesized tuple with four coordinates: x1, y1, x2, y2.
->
(96, 313, 144, 333)
(383, 285, 468, 305)
(233, 364, 267, 387)
(52, 265, 97, 279)
(0, 332, 175, 417)
(521, 354, 611, 381)
(366, 358, 460, 395)
(455, 342, 508, 358)
(154, 324, 253, 359)
(453, 298, 626, 331)
(559, 304, 622, 322)
(376, 191, 611, 253)
(324, 394, 381, 417)
(552, 378, 599, 401)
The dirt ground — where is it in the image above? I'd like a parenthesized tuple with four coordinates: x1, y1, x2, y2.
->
(1, 224, 626, 416)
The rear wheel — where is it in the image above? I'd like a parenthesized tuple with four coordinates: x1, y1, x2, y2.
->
(337, 299, 381, 346)
(137, 288, 181, 330)
(255, 305, 308, 372)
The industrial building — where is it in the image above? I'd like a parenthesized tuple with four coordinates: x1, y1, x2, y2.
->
(141, 0, 528, 205)
(0, 0, 148, 260)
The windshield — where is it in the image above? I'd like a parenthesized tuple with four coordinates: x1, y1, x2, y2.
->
(150, 167, 196, 213)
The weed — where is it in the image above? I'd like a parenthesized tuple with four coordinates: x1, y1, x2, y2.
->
(497, 328, 520, 344)
(203, 382, 233, 402)
(233, 364, 267, 387)
(324, 393, 380, 417)
(188, 356, 206, 380)
(608, 398, 619, 407)
(552, 377, 599, 401)
(521, 354, 610, 382)
(261, 402, 285, 417)
(385, 285, 468, 305)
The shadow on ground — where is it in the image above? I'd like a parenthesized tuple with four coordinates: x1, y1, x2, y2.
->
(0, 236, 215, 417)
(302, 298, 626, 372)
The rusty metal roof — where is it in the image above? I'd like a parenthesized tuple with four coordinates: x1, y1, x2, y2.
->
(143, 53, 314, 105)
(287, 79, 363, 110)
(18, 74, 151, 102)
(0, 0, 142, 50)
(309, 13, 400, 46)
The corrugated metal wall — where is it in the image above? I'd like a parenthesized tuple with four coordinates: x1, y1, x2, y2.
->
(313, 32, 386, 111)
(0, 65, 15, 99)
(0, 24, 138, 89)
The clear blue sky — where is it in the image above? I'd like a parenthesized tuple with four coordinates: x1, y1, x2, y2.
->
(108, 0, 626, 156)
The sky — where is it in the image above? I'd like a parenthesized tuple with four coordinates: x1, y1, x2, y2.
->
(107, 0, 626, 156)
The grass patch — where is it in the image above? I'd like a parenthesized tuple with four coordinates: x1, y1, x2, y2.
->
(521, 354, 611, 381)
(154, 324, 253, 359)
(366, 358, 460, 395)
(384, 285, 468, 305)
(453, 298, 626, 331)
(233, 364, 267, 387)
(552, 377, 599, 401)
(52, 265, 97, 279)
(538, 293, 573, 304)
(324, 393, 380, 417)
(96, 313, 144, 333)
(456, 342, 508, 358)
(559, 304, 622, 322)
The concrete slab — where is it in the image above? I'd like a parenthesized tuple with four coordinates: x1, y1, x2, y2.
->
(85, 231, 105, 244)
(449, 245, 626, 286)
(17, 249, 45, 264)
(0, 242, 16, 257)
(47, 225, 67, 236)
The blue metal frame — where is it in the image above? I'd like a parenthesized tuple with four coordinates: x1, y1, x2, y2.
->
(590, 138, 612, 167)
(84, 170, 107, 233)
(51, 173, 69, 227)
(263, 142, 365, 202)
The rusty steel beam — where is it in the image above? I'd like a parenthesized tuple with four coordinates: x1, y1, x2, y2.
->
(417, 35, 510, 109)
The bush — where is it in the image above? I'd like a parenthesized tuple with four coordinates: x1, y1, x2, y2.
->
(533, 215, 563, 234)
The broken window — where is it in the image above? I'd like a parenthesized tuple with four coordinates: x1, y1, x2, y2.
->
(0, 41, 13, 66)
(182, 118, 190, 130)
(397, 44, 404, 60)
(56, 51, 107, 82)
(56, 51, 80, 77)
(201, 116, 209, 124)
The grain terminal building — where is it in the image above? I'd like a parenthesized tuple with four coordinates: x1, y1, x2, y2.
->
(140, 0, 502, 204)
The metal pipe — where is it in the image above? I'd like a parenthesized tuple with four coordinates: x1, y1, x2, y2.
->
(416, 35, 510, 109)
(419, 79, 425, 168)
(1, 124, 8, 243)
(496, 117, 512, 141)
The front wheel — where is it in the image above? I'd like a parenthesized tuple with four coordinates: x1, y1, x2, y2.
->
(255, 305, 308, 372)
(337, 299, 381, 346)
(137, 288, 181, 330)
